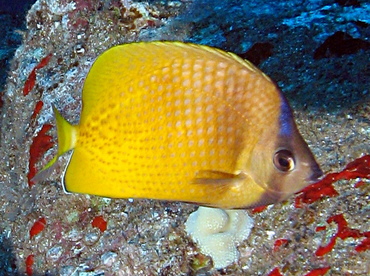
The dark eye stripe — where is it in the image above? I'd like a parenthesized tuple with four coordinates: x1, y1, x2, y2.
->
(278, 96, 294, 137)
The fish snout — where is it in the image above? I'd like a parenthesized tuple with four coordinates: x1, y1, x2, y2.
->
(307, 164, 323, 184)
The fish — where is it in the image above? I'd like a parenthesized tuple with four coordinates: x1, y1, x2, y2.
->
(41, 41, 322, 209)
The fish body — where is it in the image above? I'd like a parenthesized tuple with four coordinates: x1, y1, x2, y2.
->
(47, 41, 322, 209)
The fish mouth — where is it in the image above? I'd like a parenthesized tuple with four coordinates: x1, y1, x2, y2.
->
(307, 164, 324, 184)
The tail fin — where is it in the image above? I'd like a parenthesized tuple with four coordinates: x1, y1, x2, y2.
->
(32, 107, 78, 182)
(53, 106, 78, 157)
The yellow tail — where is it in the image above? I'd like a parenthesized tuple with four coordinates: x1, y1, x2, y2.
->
(54, 106, 78, 155)
(32, 107, 78, 182)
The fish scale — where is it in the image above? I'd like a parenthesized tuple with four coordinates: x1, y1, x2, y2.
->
(78, 50, 261, 201)
(40, 41, 322, 209)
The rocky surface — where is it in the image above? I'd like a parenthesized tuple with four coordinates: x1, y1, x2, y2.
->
(0, 0, 369, 275)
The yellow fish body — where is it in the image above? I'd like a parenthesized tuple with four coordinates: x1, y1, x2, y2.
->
(47, 41, 322, 209)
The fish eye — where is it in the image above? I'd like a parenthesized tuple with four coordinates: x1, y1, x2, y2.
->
(273, 149, 295, 172)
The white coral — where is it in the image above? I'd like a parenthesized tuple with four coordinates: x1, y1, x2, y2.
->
(185, 206, 254, 269)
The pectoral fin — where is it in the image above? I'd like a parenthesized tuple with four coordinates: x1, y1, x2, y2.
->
(192, 170, 246, 186)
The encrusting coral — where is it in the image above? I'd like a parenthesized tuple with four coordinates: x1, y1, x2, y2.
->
(185, 207, 254, 269)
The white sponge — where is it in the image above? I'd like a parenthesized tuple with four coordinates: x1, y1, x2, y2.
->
(185, 207, 254, 269)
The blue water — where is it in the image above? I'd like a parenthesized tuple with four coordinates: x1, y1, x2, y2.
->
(0, 0, 36, 92)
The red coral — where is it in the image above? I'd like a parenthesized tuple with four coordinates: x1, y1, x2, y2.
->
(23, 70, 37, 96)
(30, 217, 47, 238)
(294, 173, 339, 208)
(31, 100, 44, 120)
(354, 180, 366, 188)
(304, 267, 330, 276)
(267, 267, 283, 276)
(315, 214, 364, 256)
(315, 226, 326, 232)
(355, 232, 370, 252)
(273, 239, 289, 252)
(27, 124, 54, 187)
(342, 155, 370, 179)
(35, 54, 52, 70)
(92, 215, 107, 232)
(295, 155, 370, 208)
(23, 53, 52, 96)
(25, 254, 34, 276)
(252, 205, 267, 213)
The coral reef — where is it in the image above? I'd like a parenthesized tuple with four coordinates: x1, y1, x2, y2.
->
(185, 207, 254, 269)
(0, 0, 369, 275)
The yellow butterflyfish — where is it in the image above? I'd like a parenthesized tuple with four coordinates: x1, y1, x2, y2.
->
(42, 41, 322, 209)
